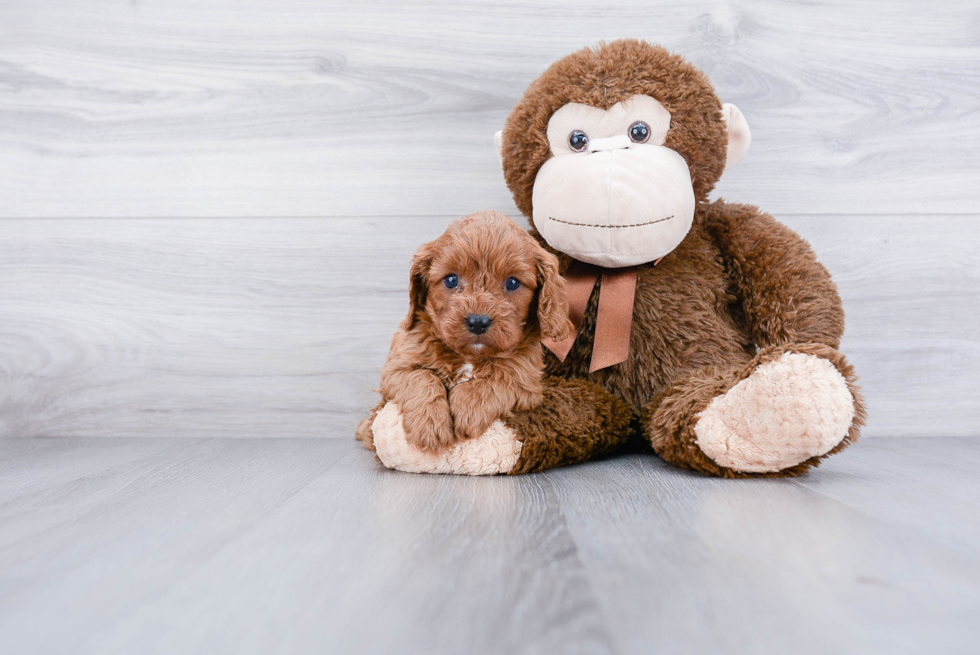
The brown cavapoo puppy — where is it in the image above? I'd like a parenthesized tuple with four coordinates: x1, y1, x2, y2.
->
(357, 210, 572, 453)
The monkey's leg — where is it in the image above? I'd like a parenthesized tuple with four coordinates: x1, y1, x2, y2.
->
(370, 377, 633, 475)
(645, 343, 866, 478)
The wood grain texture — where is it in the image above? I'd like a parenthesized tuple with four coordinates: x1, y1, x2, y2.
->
(0, 437, 977, 654)
(0, 438, 613, 655)
(1, 0, 977, 440)
(1, 4, 976, 651)
(2, 214, 976, 439)
(550, 442, 980, 655)
(0, 216, 447, 439)
(1, 0, 978, 217)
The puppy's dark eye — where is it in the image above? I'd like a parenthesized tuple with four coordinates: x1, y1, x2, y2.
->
(504, 277, 521, 291)
(629, 121, 650, 144)
(568, 130, 589, 152)
(443, 274, 459, 289)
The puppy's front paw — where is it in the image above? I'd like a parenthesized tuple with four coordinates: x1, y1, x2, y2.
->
(513, 387, 543, 412)
(453, 413, 493, 442)
(372, 402, 523, 475)
(401, 399, 455, 452)
(449, 384, 496, 441)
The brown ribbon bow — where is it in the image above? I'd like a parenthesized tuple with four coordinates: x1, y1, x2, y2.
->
(542, 258, 662, 372)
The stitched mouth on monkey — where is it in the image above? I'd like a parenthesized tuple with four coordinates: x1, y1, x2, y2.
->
(545, 215, 674, 229)
(528, 94, 699, 268)
(532, 147, 696, 267)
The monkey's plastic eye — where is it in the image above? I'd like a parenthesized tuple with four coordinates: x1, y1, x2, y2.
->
(443, 274, 459, 289)
(504, 277, 521, 291)
(568, 130, 589, 152)
(629, 121, 650, 143)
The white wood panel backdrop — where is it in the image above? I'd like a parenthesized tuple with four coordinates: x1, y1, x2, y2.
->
(1, 0, 978, 439)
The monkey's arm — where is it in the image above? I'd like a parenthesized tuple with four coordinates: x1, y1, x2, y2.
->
(371, 377, 633, 475)
(504, 377, 633, 474)
(703, 200, 845, 348)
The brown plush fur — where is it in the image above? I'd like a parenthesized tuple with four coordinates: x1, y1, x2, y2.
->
(645, 342, 866, 478)
(507, 377, 634, 475)
(501, 39, 729, 217)
(357, 211, 573, 453)
(500, 40, 865, 477)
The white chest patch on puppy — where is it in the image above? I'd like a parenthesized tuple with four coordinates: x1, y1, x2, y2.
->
(450, 363, 475, 389)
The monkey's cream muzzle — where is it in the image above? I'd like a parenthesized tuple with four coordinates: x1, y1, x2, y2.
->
(494, 94, 750, 269)
(525, 95, 692, 268)
(585, 134, 631, 152)
(532, 142, 696, 268)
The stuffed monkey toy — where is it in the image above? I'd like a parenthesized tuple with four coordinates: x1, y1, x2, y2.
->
(371, 39, 865, 477)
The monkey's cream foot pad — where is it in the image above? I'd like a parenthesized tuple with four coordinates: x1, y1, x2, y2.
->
(372, 402, 523, 475)
(694, 353, 855, 473)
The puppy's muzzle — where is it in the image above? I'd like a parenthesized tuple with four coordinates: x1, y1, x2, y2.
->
(465, 314, 492, 335)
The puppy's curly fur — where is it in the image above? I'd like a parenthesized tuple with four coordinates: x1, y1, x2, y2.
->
(357, 211, 573, 453)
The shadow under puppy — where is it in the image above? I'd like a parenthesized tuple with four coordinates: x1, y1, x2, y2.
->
(357, 210, 572, 453)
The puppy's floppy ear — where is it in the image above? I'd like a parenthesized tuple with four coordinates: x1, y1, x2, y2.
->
(406, 240, 435, 329)
(531, 243, 573, 342)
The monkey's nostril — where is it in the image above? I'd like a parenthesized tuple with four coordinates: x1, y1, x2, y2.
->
(465, 314, 492, 335)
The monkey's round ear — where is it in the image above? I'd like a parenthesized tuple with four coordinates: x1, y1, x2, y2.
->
(494, 130, 504, 167)
(722, 103, 751, 170)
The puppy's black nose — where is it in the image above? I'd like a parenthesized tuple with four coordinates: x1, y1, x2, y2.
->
(465, 314, 492, 335)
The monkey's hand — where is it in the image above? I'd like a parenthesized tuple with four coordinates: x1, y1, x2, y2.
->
(371, 402, 523, 476)
(371, 378, 632, 476)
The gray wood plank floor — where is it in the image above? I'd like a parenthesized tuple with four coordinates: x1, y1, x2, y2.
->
(3, 4, 977, 652)
(1, 437, 977, 654)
